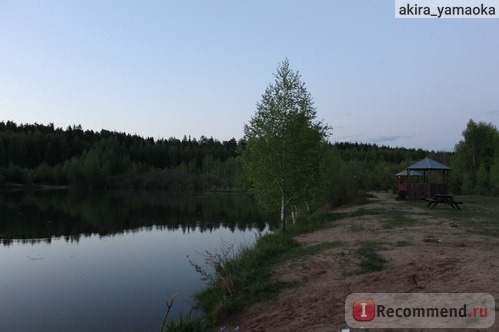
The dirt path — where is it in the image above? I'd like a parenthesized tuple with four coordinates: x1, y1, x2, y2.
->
(222, 192, 499, 331)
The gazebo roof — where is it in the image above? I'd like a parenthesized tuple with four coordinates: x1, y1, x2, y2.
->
(396, 170, 422, 177)
(406, 157, 450, 170)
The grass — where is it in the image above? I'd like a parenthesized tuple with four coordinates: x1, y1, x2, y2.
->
(349, 224, 366, 232)
(356, 244, 387, 273)
(395, 240, 412, 247)
(279, 240, 344, 263)
(449, 196, 499, 237)
(350, 207, 414, 229)
(400, 195, 499, 237)
(336, 250, 353, 276)
(335, 240, 389, 276)
(192, 233, 298, 324)
(163, 313, 207, 332)
(285, 211, 342, 236)
(348, 207, 381, 218)
(382, 210, 413, 229)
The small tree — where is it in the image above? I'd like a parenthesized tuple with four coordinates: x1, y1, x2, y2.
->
(241, 59, 329, 232)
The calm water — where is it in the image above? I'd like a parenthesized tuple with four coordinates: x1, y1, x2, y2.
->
(0, 190, 272, 332)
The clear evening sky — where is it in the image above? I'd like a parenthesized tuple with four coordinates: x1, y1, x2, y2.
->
(1, 1, 498, 151)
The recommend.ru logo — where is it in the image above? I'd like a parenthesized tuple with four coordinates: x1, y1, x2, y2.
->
(345, 293, 495, 329)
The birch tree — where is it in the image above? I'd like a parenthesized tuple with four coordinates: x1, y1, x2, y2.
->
(241, 59, 329, 232)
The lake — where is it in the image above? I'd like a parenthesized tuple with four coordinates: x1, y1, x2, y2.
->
(0, 190, 272, 332)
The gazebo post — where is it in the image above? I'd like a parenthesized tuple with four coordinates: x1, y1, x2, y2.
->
(408, 168, 412, 198)
(423, 169, 427, 199)
(428, 169, 431, 198)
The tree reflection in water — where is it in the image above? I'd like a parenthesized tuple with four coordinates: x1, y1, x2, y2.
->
(0, 190, 274, 246)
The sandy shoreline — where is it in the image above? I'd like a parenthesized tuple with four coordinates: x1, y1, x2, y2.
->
(221, 192, 499, 331)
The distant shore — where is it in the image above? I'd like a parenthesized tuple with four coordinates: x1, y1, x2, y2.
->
(1, 183, 71, 190)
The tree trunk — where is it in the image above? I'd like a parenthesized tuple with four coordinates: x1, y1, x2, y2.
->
(280, 190, 285, 233)
(291, 205, 299, 224)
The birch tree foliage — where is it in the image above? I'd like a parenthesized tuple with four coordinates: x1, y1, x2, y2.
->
(241, 59, 329, 231)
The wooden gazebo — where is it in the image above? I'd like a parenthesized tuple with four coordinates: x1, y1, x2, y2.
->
(395, 169, 422, 199)
(404, 157, 450, 200)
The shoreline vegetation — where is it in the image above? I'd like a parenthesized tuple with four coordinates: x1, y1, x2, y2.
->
(164, 195, 371, 331)
(0, 182, 239, 193)
(1, 183, 71, 190)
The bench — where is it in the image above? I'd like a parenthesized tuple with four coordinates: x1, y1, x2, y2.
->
(426, 195, 463, 210)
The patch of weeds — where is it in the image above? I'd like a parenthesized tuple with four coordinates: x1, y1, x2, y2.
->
(394, 240, 412, 247)
(465, 224, 499, 238)
(353, 240, 387, 273)
(281, 240, 344, 262)
(382, 210, 413, 229)
(336, 251, 354, 276)
(356, 240, 389, 250)
(191, 233, 297, 324)
(163, 313, 207, 332)
(348, 207, 383, 218)
(356, 246, 386, 273)
(337, 241, 389, 276)
(349, 224, 366, 232)
(287, 212, 339, 236)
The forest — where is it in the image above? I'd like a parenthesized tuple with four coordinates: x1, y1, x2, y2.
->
(1, 119, 498, 203)
(0, 121, 241, 190)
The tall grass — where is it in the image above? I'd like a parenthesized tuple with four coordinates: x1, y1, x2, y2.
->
(163, 313, 207, 332)
(191, 233, 297, 323)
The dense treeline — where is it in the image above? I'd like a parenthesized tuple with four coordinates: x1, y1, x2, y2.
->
(0, 121, 241, 190)
(451, 119, 499, 195)
(1, 119, 497, 198)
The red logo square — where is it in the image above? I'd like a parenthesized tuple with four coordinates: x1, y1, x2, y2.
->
(352, 299, 375, 321)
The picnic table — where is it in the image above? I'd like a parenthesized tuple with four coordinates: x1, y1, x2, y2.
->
(426, 194, 463, 210)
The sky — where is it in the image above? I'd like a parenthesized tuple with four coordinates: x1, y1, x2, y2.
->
(1, 1, 498, 151)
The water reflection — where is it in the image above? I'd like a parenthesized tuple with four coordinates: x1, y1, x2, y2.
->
(0, 190, 272, 332)
(0, 190, 272, 246)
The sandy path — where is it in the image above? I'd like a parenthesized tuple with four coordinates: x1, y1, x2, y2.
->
(222, 192, 499, 331)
